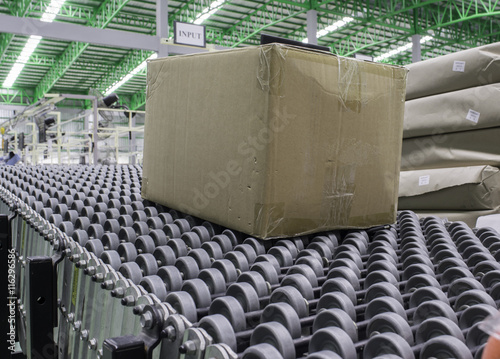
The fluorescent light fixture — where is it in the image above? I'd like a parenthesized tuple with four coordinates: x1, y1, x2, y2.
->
(41, 0, 66, 22)
(106, 1, 223, 95)
(302, 16, 354, 43)
(374, 35, 433, 62)
(2, 0, 65, 88)
(193, 0, 225, 25)
(3, 35, 42, 88)
(18, 36, 42, 63)
(104, 53, 158, 95)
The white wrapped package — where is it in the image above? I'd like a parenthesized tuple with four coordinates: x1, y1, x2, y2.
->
(406, 42, 500, 100)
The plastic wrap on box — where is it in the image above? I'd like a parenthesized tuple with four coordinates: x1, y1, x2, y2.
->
(406, 42, 500, 100)
(142, 44, 407, 239)
(399, 166, 500, 211)
(401, 127, 500, 171)
(404, 84, 500, 139)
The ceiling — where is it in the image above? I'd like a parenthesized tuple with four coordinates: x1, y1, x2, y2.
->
(0, 0, 499, 111)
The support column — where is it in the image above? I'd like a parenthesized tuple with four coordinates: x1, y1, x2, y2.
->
(83, 111, 89, 164)
(130, 114, 136, 165)
(306, 10, 317, 45)
(412, 34, 421, 63)
(157, 0, 169, 58)
(93, 99, 98, 164)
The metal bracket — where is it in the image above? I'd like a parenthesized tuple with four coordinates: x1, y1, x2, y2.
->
(1, 214, 26, 359)
(25, 256, 56, 359)
(137, 304, 164, 358)
(180, 327, 213, 359)
(102, 302, 167, 359)
(102, 335, 146, 359)
(51, 235, 65, 330)
(160, 314, 192, 359)
(204, 344, 238, 359)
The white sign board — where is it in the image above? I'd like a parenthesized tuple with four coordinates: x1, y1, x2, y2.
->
(174, 21, 206, 48)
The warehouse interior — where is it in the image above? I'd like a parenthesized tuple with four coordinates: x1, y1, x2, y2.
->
(1, 1, 500, 359)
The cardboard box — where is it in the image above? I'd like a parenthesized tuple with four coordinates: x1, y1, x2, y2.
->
(404, 84, 500, 139)
(142, 44, 407, 239)
(401, 127, 500, 171)
(399, 166, 500, 210)
(406, 42, 500, 100)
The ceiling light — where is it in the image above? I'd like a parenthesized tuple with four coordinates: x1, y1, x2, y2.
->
(374, 35, 433, 62)
(2, 35, 42, 88)
(302, 16, 354, 43)
(2, 0, 65, 88)
(104, 53, 158, 95)
(193, 0, 225, 25)
(41, 0, 66, 22)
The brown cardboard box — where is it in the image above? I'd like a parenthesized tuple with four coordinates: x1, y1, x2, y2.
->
(404, 84, 500, 139)
(399, 166, 500, 210)
(142, 44, 407, 239)
(406, 42, 500, 100)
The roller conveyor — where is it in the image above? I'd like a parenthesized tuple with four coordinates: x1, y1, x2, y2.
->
(0, 164, 499, 359)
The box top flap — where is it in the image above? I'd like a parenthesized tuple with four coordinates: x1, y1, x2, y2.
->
(149, 43, 407, 69)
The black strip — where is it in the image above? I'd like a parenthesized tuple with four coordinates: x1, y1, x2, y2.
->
(260, 34, 331, 52)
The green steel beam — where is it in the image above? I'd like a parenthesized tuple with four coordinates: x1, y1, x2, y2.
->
(34, 0, 132, 100)
(230, 8, 308, 47)
(281, 0, 404, 42)
(92, 0, 212, 97)
(328, 0, 500, 57)
(206, 1, 308, 47)
(167, 0, 306, 30)
(30, 0, 94, 22)
(71, 62, 116, 72)
(94, 0, 223, 96)
(92, 50, 152, 94)
(168, 0, 201, 26)
(34, 41, 88, 100)
(0, 33, 14, 66)
(199, 11, 252, 26)
(328, 1, 436, 55)
(87, 0, 131, 28)
(0, 88, 34, 106)
(0, 0, 33, 68)
(2, 53, 56, 66)
(113, 13, 156, 32)
(93, 0, 500, 104)
(200, 0, 425, 48)
(337, 12, 500, 56)
(201, 0, 429, 49)
(5, 0, 31, 17)
(334, 24, 410, 56)
(168, 0, 309, 46)
(272, 0, 309, 9)
(129, 0, 313, 104)
(130, 90, 146, 110)
(216, 2, 271, 39)
(385, 23, 500, 65)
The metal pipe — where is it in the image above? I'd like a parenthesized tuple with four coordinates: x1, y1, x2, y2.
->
(93, 98, 98, 164)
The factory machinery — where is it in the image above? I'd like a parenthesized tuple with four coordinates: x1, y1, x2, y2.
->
(1, 164, 499, 359)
